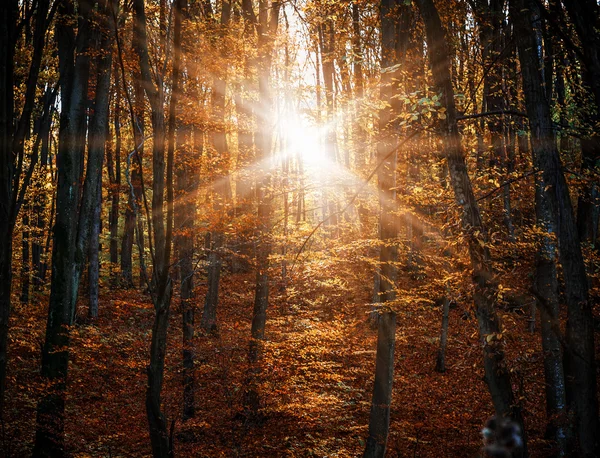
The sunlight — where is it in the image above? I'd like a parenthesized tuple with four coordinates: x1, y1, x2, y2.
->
(280, 114, 327, 166)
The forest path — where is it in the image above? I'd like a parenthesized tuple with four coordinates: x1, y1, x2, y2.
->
(5, 256, 549, 456)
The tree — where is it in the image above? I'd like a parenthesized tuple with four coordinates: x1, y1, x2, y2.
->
(0, 0, 52, 419)
(201, 0, 232, 333)
(33, 0, 101, 453)
(512, 0, 599, 454)
(132, 0, 176, 454)
(414, 2, 526, 454)
(362, 0, 403, 455)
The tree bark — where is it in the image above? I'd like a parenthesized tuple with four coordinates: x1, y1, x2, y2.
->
(534, 177, 568, 457)
(414, 2, 526, 454)
(107, 60, 121, 281)
(0, 0, 51, 418)
(363, 310, 396, 458)
(133, 0, 176, 453)
(20, 206, 30, 304)
(202, 0, 232, 332)
(512, 1, 599, 455)
(560, 0, 600, 245)
(363, 1, 404, 454)
(250, 0, 281, 341)
(88, 178, 102, 318)
(34, 0, 94, 453)
(86, 8, 114, 317)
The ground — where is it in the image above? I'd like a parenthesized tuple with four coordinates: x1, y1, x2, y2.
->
(3, 244, 592, 457)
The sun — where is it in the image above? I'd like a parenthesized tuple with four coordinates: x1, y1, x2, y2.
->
(279, 114, 327, 166)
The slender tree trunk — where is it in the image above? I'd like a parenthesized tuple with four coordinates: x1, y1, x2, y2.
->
(1, 0, 51, 417)
(20, 206, 30, 304)
(250, 0, 281, 341)
(122, 16, 146, 288)
(512, 1, 599, 455)
(88, 178, 102, 318)
(363, 311, 396, 458)
(362, 1, 402, 454)
(86, 8, 113, 317)
(170, 0, 196, 421)
(33, 90, 55, 291)
(0, 5, 17, 410)
(33, 0, 94, 453)
(202, 0, 232, 332)
(534, 178, 568, 457)
(351, 1, 366, 170)
(243, 0, 281, 417)
(414, 3, 526, 455)
(107, 62, 121, 280)
(560, 0, 600, 244)
(134, 0, 176, 453)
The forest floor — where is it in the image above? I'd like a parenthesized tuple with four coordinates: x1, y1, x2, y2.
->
(3, 239, 597, 457)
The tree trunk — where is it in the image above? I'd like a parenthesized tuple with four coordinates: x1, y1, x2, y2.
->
(561, 0, 600, 245)
(88, 178, 102, 319)
(0, 0, 17, 409)
(0, 0, 51, 417)
(414, 2, 525, 453)
(107, 61, 121, 281)
(534, 178, 568, 457)
(33, 88, 55, 291)
(122, 15, 147, 288)
(202, 234, 223, 332)
(512, 1, 598, 455)
(202, 0, 232, 332)
(362, 1, 403, 453)
(351, 1, 366, 170)
(133, 0, 176, 453)
(33, 0, 94, 453)
(363, 310, 396, 458)
(20, 206, 30, 304)
(146, 295, 172, 457)
(87, 13, 114, 318)
(250, 0, 280, 341)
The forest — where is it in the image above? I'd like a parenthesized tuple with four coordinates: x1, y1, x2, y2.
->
(1, 0, 600, 456)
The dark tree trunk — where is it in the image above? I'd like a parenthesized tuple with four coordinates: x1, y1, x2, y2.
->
(202, 233, 223, 332)
(20, 207, 30, 304)
(512, 1, 599, 455)
(133, 0, 175, 453)
(170, 0, 196, 421)
(87, 10, 114, 317)
(33, 88, 55, 292)
(351, 1, 366, 170)
(88, 178, 102, 318)
(202, 0, 232, 332)
(363, 1, 403, 454)
(414, 2, 526, 454)
(376, 0, 400, 306)
(243, 0, 281, 417)
(561, 0, 600, 245)
(473, 0, 513, 236)
(33, 0, 94, 453)
(0, 0, 51, 417)
(121, 15, 146, 288)
(363, 311, 396, 458)
(232, 67, 254, 274)
(107, 61, 121, 280)
(534, 178, 568, 457)
(250, 0, 281, 342)
(146, 296, 172, 457)
(0, 0, 13, 391)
